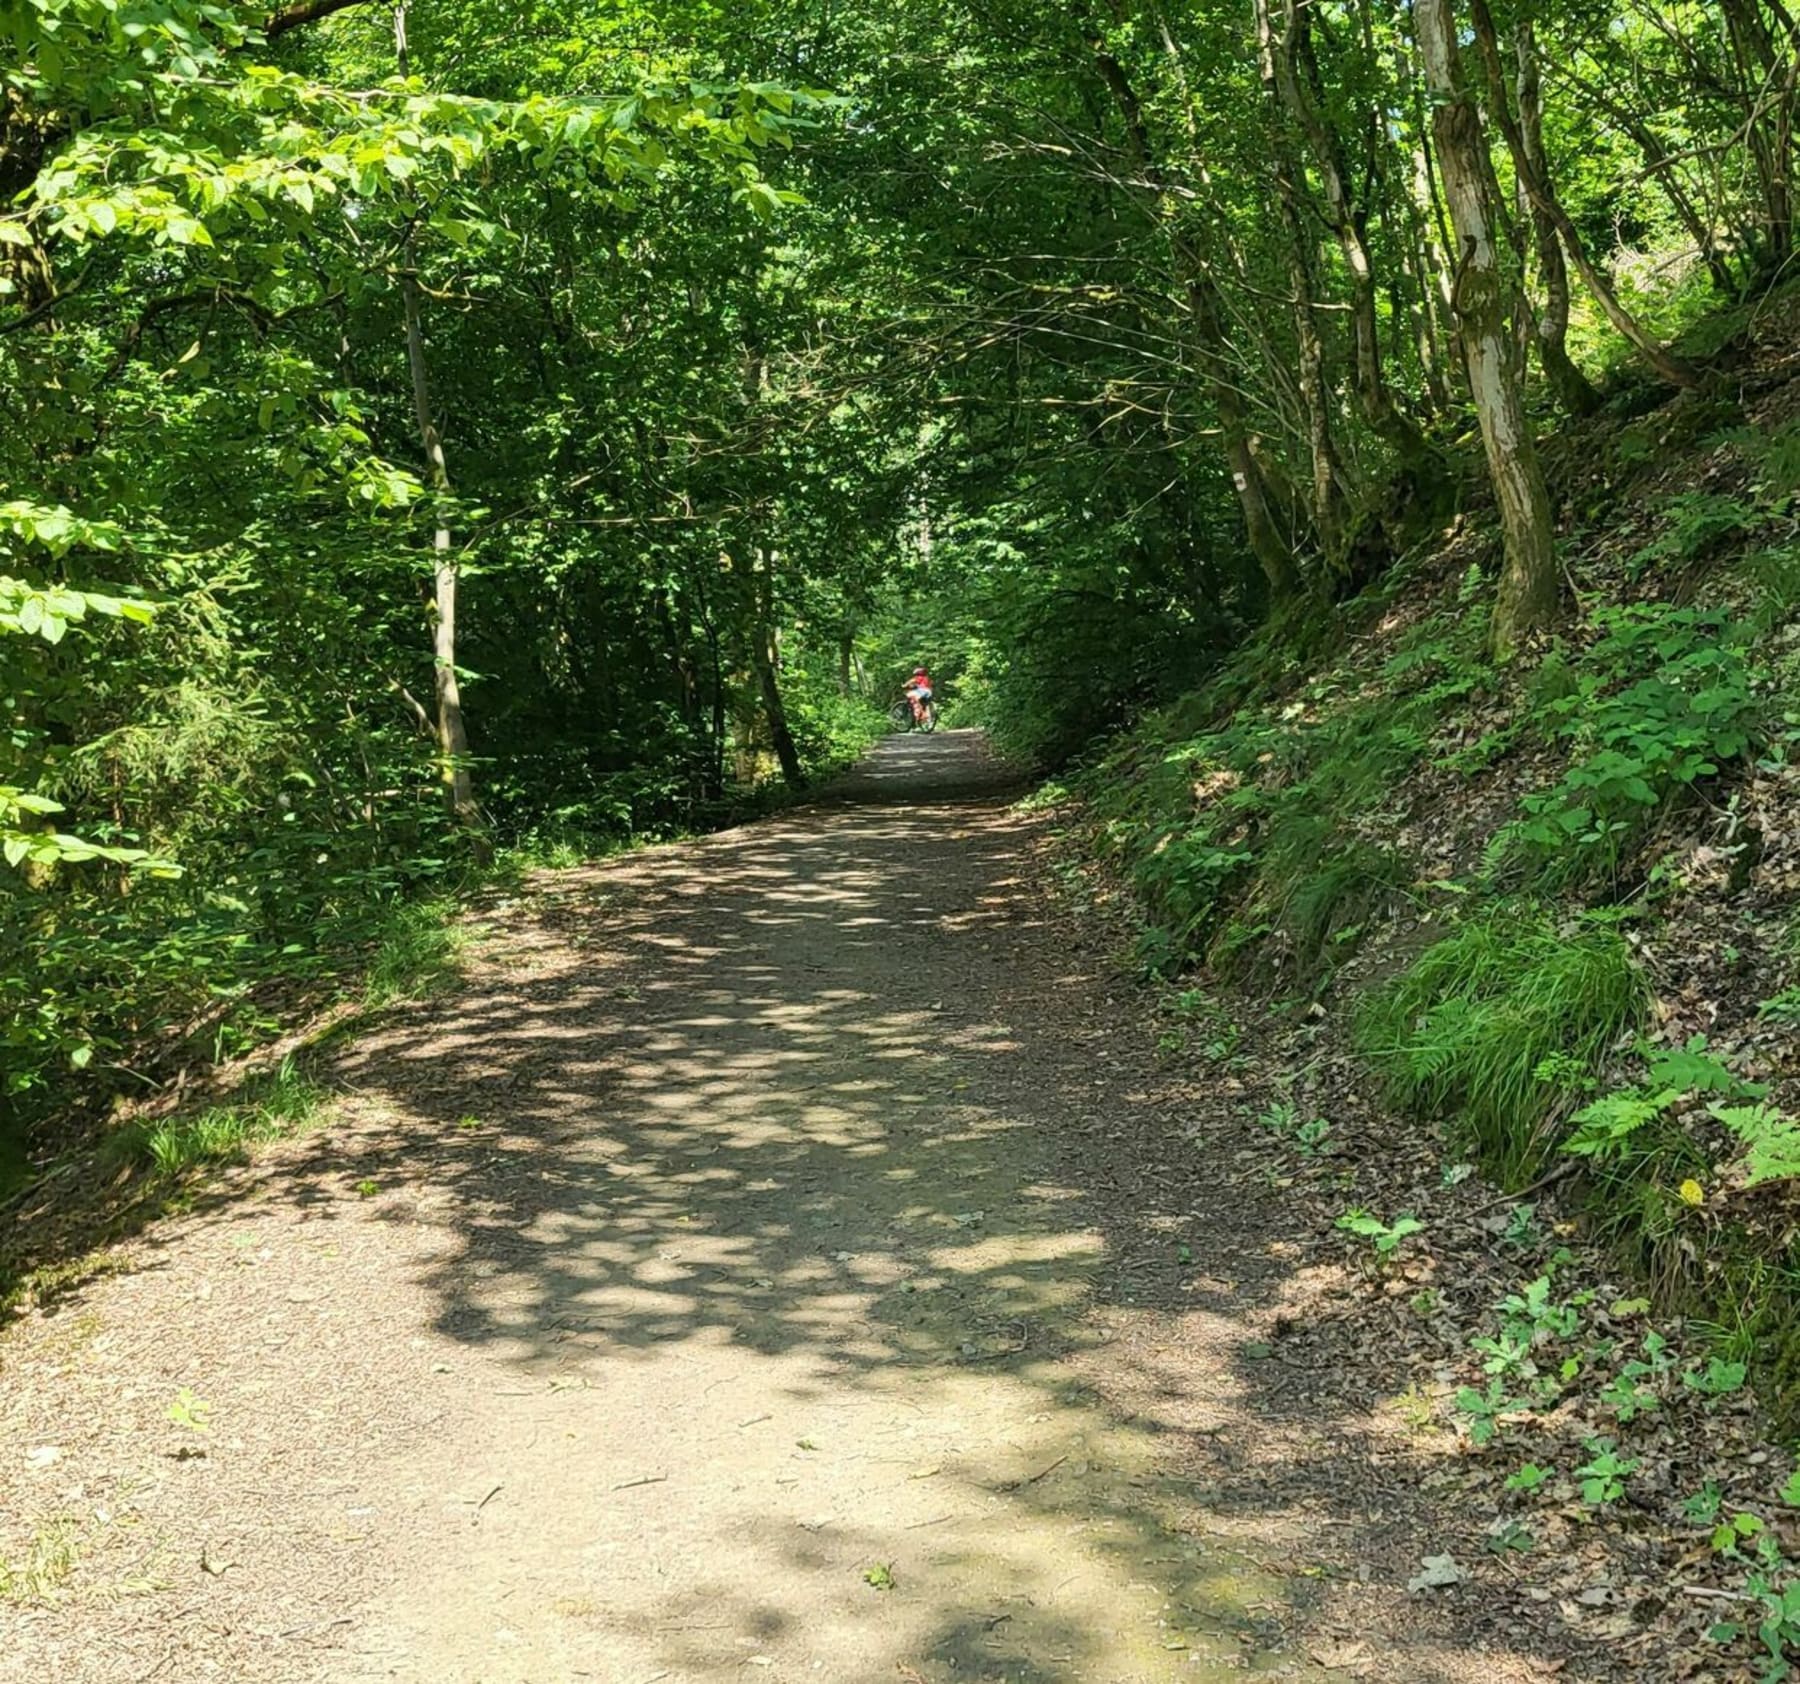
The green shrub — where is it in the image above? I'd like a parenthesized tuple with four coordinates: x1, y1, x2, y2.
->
(1094, 646, 1450, 984)
(1627, 492, 1762, 578)
(1132, 829, 1254, 948)
(1503, 606, 1762, 887)
(1743, 543, 1800, 635)
(1359, 910, 1649, 1182)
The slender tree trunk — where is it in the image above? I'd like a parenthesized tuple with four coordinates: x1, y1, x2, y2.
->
(1514, 21, 1601, 416)
(1416, 0, 1558, 661)
(1211, 342, 1306, 600)
(736, 331, 808, 791)
(402, 270, 476, 824)
(396, 4, 477, 825)
(751, 554, 806, 791)
(694, 566, 727, 803)
(1279, 186, 1351, 571)
(1254, 0, 1352, 569)
(753, 651, 805, 791)
(1720, 0, 1797, 269)
(1467, 0, 1701, 391)
(1405, 45, 1472, 402)
(1087, 33, 1305, 600)
(1271, 0, 1431, 463)
(1146, 2, 1308, 430)
(656, 586, 701, 727)
(1404, 142, 1454, 410)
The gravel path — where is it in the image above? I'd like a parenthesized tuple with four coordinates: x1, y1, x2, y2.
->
(1, 732, 1562, 1683)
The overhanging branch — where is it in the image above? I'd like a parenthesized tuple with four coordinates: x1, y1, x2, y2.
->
(265, 0, 378, 41)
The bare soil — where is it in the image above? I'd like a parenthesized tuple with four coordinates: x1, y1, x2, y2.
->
(2, 732, 1574, 1683)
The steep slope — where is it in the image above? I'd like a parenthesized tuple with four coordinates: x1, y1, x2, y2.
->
(1056, 290, 1800, 1677)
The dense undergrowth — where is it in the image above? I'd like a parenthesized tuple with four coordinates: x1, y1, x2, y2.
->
(0, 688, 882, 1215)
(1070, 299, 1800, 1439)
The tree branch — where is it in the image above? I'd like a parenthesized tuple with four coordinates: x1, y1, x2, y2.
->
(0, 262, 92, 336)
(265, 0, 378, 41)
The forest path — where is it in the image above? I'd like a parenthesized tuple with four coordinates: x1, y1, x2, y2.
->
(5, 733, 1546, 1683)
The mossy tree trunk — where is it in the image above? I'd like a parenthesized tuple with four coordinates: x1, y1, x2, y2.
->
(1416, 0, 1558, 661)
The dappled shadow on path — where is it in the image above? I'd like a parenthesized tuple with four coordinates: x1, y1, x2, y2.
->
(56, 732, 1555, 1682)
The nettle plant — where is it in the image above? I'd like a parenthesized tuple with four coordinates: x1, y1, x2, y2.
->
(1682, 1470, 1800, 1679)
(1257, 1097, 1333, 1157)
(1336, 1208, 1425, 1260)
(1701, 1496, 1800, 1681)
(1473, 1274, 1590, 1397)
(1504, 605, 1762, 886)
(1600, 1331, 1676, 1423)
(1454, 1377, 1531, 1446)
(1575, 1437, 1640, 1505)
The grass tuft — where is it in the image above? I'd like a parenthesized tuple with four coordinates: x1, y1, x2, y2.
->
(1238, 819, 1412, 988)
(0, 1518, 81, 1603)
(98, 1057, 324, 1181)
(1358, 909, 1648, 1184)
(362, 896, 467, 1008)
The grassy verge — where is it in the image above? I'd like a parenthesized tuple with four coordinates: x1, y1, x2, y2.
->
(0, 869, 481, 1312)
(95, 1056, 327, 1182)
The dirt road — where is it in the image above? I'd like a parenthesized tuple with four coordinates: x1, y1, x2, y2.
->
(2, 733, 1553, 1683)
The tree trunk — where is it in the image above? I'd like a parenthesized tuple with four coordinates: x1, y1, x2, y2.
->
(1212, 349, 1306, 600)
(694, 566, 727, 802)
(1272, 0, 1431, 463)
(1404, 45, 1481, 405)
(1404, 141, 1455, 410)
(1416, 0, 1558, 661)
(1514, 20, 1601, 416)
(1720, 0, 1796, 270)
(402, 272, 477, 825)
(1087, 34, 1305, 600)
(754, 653, 805, 791)
(1279, 186, 1351, 572)
(656, 585, 701, 727)
(752, 627, 806, 792)
(396, 4, 477, 825)
(1467, 0, 1701, 392)
(751, 548, 806, 791)
(1254, 0, 1352, 569)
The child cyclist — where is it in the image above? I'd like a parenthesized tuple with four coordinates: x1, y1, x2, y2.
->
(905, 666, 935, 725)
